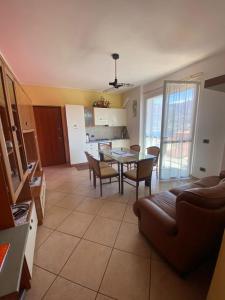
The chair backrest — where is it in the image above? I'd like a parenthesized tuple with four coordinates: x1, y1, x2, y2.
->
(130, 144, 141, 152)
(98, 141, 112, 151)
(98, 142, 112, 161)
(137, 158, 154, 180)
(85, 151, 93, 169)
(91, 156, 101, 177)
(146, 146, 160, 165)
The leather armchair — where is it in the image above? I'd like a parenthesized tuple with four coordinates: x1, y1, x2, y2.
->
(133, 174, 225, 274)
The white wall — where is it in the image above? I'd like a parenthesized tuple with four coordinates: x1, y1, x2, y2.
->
(123, 86, 142, 146)
(123, 51, 225, 178)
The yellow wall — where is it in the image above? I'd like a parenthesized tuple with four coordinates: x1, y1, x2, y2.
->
(23, 85, 123, 107)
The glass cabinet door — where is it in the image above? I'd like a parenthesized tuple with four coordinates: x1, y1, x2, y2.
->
(0, 68, 22, 191)
(6, 75, 27, 172)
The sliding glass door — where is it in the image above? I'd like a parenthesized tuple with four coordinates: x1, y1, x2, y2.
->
(160, 81, 199, 180)
(145, 94, 163, 148)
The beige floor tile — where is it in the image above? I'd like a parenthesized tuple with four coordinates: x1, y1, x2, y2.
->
(84, 216, 120, 247)
(44, 277, 96, 300)
(26, 266, 56, 300)
(96, 293, 114, 300)
(98, 202, 126, 221)
(35, 226, 53, 249)
(55, 181, 78, 194)
(57, 211, 94, 237)
(76, 197, 104, 214)
(115, 222, 151, 257)
(123, 205, 138, 224)
(61, 239, 111, 291)
(46, 191, 68, 206)
(103, 193, 129, 204)
(55, 193, 83, 210)
(150, 260, 211, 300)
(43, 206, 71, 229)
(100, 249, 150, 300)
(35, 231, 80, 274)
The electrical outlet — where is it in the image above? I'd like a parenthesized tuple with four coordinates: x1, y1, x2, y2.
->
(200, 167, 206, 172)
(203, 139, 210, 144)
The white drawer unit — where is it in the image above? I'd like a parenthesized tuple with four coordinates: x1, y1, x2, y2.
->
(25, 202, 38, 276)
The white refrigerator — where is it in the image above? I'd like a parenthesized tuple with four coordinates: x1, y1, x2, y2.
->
(65, 105, 86, 165)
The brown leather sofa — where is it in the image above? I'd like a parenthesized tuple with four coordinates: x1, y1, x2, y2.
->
(133, 171, 225, 274)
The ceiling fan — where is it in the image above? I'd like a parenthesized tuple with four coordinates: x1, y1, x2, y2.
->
(103, 53, 134, 92)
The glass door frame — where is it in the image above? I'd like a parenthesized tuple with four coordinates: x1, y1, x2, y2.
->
(159, 80, 200, 180)
(0, 62, 27, 202)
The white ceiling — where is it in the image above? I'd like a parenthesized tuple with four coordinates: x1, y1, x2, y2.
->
(1, 0, 225, 91)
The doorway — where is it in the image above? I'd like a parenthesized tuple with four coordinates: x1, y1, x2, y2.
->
(33, 106, 66, 167)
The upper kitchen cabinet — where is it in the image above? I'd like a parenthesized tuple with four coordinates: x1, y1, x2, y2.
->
(108, 108, 127, 126)
(94, 107, 127, 126)
(84, 107, 94, 127)
(94, 107, 110, 125)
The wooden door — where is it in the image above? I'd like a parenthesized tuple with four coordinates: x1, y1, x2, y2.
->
(33, 106, 66, 166)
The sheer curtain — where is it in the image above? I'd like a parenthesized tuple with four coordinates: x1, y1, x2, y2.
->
(160, 81, 199, 180)
(145, 95, 163, 148)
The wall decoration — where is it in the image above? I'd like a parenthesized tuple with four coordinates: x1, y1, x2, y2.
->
(132, 100, 137, 117)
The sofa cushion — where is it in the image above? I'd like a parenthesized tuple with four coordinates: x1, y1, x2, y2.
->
(170, 182, 200, 196)
(150, 191, 177, 219)
(177, 182, 225, 209)
(195, 176, 221, 188)
(170, 176, 221, 196)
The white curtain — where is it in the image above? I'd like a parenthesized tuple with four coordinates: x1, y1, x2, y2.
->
(145, 95, 163, 148)
(160, 81, 199, 180)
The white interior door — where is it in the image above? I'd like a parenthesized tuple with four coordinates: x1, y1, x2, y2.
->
(160, 81, 199, 180)
(65, 105, 86, 164)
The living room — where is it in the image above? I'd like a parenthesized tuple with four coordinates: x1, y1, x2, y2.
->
(0, 1, 225, 300)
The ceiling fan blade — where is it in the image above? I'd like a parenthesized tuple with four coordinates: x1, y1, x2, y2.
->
(119, 83, 135, 87)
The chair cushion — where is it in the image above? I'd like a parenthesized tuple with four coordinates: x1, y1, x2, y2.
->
(100, 162, 109, 168)
(124, 169, 137, 180)
(150, 191, 177, 219)
(101, 167, 118, 177)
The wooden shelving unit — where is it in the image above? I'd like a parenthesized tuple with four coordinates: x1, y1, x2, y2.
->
(0, 53, 45, 298)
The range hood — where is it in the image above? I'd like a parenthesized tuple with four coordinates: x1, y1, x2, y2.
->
(204, 74, 225, 92)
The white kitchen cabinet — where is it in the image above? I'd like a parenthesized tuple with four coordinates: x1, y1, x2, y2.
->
(85, 142, 99, 159)
(94, 107, 109, 125)
(94, 108, 127, 126)
(108, 108, 127, 126)
(65, 105, 86, 164)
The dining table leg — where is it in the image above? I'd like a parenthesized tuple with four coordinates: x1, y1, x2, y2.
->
(121, 163, 124, 194)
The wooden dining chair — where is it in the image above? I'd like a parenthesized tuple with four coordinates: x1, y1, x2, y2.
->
(123, 158, 154, 201)
(91, 156, 120, 196)
(85, 151, 108, 182)
(130, 144, 141, 152)
(146, 146, 160, 178)
(126, 144, 141, 169)
(98, 141, 116, 165)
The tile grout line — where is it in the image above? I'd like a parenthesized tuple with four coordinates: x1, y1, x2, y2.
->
(94, 201, 128, 299)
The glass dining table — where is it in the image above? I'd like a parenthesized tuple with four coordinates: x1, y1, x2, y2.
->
(99, 148, 156, 194)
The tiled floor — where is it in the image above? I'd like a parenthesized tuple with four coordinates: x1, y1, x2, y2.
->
(27, 165, 213, 300)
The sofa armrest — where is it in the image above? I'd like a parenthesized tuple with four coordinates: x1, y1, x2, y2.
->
(136, 198, 177, 235)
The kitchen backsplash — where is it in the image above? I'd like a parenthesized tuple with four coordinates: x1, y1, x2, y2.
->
(86, 126, 129, 141)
